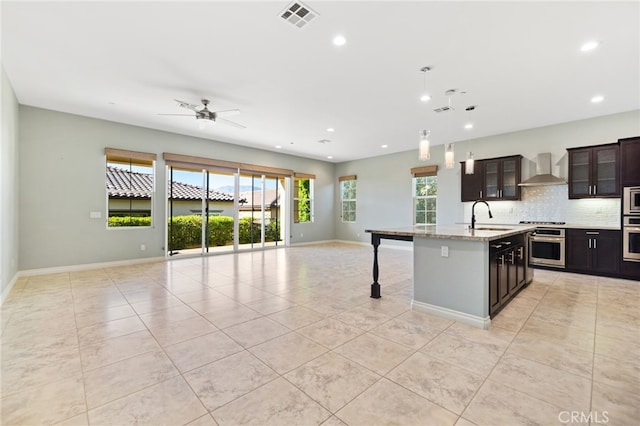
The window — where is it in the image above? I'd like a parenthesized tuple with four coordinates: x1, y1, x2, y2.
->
(340, 175, 357, 222)
(411, 165, 437, 225)
(294, 173, 315, 223)
(105, 148, 156, 227)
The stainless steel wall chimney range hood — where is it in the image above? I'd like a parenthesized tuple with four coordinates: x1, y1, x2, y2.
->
(519, 153, 566, 186)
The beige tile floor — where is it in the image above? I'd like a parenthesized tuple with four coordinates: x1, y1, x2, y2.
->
(1, 242, 639, 425)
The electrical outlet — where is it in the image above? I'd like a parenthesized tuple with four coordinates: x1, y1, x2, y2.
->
(140, 244, 146, 251)
(300, 233, 303, 238)
(441, 246, 449, 257)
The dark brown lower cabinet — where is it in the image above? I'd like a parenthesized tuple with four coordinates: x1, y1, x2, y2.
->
(566, 229, 621, 275)
(489, 234, 527, 316)
(620, 260, 640, 280)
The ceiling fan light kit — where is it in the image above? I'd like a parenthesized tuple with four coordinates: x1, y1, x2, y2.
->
(160, 98, 245, 129)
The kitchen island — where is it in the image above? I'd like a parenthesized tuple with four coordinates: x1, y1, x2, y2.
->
(365, 224, 535, 329)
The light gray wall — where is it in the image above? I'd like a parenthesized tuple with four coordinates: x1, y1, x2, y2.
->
(335, 110, 640, 243)
(1, 66, 20, 299)
(18, 106, 335, 270)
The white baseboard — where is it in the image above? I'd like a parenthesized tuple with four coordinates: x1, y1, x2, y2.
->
(331, 239, 413, 251)
(17, 256, 166, 278)
(290, 239, 342, 247)
(411, 299, 491, 330)
(1, 273, 20, 305)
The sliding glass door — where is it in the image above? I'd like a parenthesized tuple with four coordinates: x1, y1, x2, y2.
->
(205, 170, 236, 254)
(237, 173, 285, 250)
(167, 165, 287, 257)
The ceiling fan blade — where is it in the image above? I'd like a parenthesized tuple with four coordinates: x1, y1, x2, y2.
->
(158, 113, 194, 116)
(214, 109, 240, 117)
(174, 99, 199, 111)
(216, 117, 246, 129)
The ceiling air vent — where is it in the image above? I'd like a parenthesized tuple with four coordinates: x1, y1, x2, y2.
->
(279, 2, 318, 28)
(434, 106, 452, 113)
(435, 88, 460, 112)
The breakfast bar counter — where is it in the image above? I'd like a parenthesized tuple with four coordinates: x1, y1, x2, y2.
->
(365, 224, 535, 329)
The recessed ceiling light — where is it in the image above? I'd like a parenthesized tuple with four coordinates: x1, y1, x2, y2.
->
(580, 40, 599, 52)
(591, 95, 604, 103)
(326, 127, 335, 132)
(327, 155, 333, 159)
(333, 35, 346, 46)
(275, 145, 282, 149)
(464, 123, 474, 129)
(420, 94, 432, 103)
(381, 144, 388, 148)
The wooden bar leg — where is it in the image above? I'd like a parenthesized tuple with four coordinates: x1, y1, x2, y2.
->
(371, 234, 381, 298)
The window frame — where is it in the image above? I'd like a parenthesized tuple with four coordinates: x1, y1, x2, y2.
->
(340, 176, 357, 223)
(105, 148, 157, 229)
(413, 175, 437, 225)
(294, 174, 315, 224)
(411, 165, 437, 226)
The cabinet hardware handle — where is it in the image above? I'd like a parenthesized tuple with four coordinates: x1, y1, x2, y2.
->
(499, 255, 505, 266)
(501, 241, 512, 245)
(588, 239, 592, 249)
(593, 185, 597, 195)
(480, 190, 483, 198)
(594, 239, 597, 249)
(518, 247, 524, 259)
(491, 244, 503, 249)
(586, 232, 600, 235)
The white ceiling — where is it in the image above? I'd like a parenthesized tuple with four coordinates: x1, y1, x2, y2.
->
(2, 1, 639, 162)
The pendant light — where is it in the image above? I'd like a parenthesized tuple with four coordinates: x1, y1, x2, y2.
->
(464, 105, 476, 174)
(443, 90, 455, 168)
(445, 144, 455, 169)
(419, 66, 431, 102)
(465, 152, 475, 174)
(419, 130, 430, 161)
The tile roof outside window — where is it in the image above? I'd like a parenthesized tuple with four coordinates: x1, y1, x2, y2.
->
(106, 166, 241, 202)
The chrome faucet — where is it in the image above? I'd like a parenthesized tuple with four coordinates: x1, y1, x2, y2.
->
(471, 200, 493, 229)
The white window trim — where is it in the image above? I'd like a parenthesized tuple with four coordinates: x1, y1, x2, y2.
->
(341, 179, 357, 223)
(413, 175, 436, 225)
(294, 177, 314, 223)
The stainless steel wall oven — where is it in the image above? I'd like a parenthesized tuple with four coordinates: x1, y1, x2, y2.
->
(623, 186, 640, 216)
(623, 216, 640, 262)
(529, 228, 565, 268)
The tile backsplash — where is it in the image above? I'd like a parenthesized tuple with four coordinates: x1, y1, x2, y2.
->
(463, 185, 621, 227)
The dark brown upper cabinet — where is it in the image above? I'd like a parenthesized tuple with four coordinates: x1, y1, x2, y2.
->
(619, 136, 640, 186)
(568, 143, 619, 199)
(460, 155, 521, 202)
(460, 160, 485, 202)
(483, 155, 522, 201)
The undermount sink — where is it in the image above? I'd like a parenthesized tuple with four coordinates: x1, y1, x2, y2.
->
(473, 227, 513, 231)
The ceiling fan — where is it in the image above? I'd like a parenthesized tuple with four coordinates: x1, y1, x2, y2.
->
(160, 99, 245, 128)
